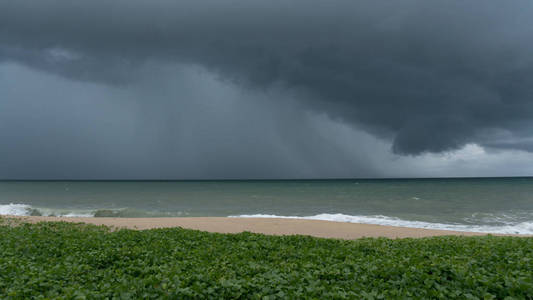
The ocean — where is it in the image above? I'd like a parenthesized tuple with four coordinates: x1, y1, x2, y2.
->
(1, 178, 532, 234)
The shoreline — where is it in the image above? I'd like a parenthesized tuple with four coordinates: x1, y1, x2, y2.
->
(4, 216, 528, 239)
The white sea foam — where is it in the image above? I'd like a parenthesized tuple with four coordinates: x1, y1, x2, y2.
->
(230, 213, 533, 235)
(0, 203, 33, 216)
(0, 203, 93, 217)
(3, 203, 532, 234)
(53, 212, 95, 217)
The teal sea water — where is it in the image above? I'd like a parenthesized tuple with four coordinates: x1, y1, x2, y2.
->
(1, 178, 533, 234)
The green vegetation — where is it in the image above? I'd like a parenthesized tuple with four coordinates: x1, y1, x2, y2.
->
(0, 219, 532, 299)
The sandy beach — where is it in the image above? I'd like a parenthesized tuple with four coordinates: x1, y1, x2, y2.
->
(5, 216, 520, 239)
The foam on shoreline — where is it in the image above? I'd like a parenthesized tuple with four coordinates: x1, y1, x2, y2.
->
(2, 203, 533, 235)
(231, 213, 533, 235)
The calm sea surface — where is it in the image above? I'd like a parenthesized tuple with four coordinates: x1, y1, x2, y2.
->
(1, 178, 533, 234)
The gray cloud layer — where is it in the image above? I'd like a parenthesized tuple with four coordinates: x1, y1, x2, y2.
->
(1, 0, 533, 178)
(1, 62, 387, 179)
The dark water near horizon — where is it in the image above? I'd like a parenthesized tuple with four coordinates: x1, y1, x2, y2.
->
(1, 178, 533, 234)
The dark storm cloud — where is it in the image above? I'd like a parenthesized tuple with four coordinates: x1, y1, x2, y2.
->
(0, 63, 382, 179)
(2, 0, 533, 156)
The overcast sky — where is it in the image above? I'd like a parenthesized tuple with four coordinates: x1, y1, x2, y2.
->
(2, 0, 533, 179)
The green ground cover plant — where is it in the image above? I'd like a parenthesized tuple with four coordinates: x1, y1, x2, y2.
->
(0, 219, 532, 299)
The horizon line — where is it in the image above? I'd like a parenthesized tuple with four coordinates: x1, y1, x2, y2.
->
(1, 176, 532, 182)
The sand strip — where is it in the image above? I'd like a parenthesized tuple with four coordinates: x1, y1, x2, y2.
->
(4, 216, 527, 239)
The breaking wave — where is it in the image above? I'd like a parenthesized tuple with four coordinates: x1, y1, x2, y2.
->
(230, 213, 533, 235)
(2, 203, 532, 234)
(0, 203, 187, 218)
(0, 203, 94, 217)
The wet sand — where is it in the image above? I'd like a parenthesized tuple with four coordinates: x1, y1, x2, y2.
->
(5, 216, 521, 239)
